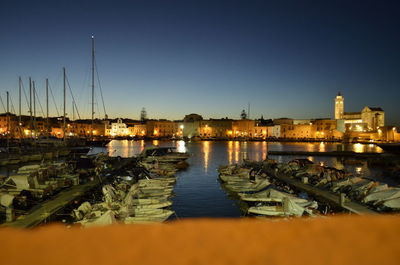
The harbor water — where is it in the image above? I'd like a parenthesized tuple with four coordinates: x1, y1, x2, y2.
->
(88, 140, 399, 218)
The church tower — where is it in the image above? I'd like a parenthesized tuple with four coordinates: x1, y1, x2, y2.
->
(334, 92, 344, 119)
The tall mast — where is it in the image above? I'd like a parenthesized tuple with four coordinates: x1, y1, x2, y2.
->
(6, 91, 9, 149)
(18, 77, 21, 125)
(33, 81, 36, 135)
(29, 77, 32, 137)
(46, 78, 49, 133)
(91, 35, 95, 138)
(63, 67, 66, 140)
(6, 91, 9, 131)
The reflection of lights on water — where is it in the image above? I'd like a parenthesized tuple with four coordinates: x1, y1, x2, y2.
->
(262, 141, 267, 160)
(228, 141, 233, 164)
(152, 140, 159, 146)
(176, 140, 186, 153)
(355, 167, 362, 174)
(306, 143, 314, 152)
(234, 141, 240, 149)
(319, 161, 325, 167)
(203, 141, 210, 172)
(319, 142, 326, 152)
(307, 156, 314, 162)
(353, 143, 364, 153)
(234, 150, 239, 163)
(139, 140, 145, 153)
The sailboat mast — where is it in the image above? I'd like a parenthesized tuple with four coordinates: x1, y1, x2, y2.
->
(29, 77, 32, 137)
(91, 35, 95, 138)
(6, 91, 9, 132)
(33, 81, 36, 135)
(46, 78, 49, 133)
(6, 91, 9, 149)
(18, 77, 21, 125)
(63, 67, 66, 140)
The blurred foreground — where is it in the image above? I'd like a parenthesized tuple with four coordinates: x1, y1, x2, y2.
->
(1, 215, 399, 265)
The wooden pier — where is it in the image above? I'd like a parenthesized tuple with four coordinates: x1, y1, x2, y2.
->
(266, 169, 378, 215)
(3, 157, 137, 228)
(4, 178, 102, 228)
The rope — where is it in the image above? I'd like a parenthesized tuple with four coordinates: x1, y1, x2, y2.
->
(0, 95, 6, 112)
(94, 58, 107, 118)
(34, 86, 45, 117)
(66, 75, 81, 120)
(21, 80, 30, 114)
(48, 81, 60, 117)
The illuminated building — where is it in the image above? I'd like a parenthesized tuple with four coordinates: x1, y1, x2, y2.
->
(334, 92, 344, 119)
(334, 92, 384, 132)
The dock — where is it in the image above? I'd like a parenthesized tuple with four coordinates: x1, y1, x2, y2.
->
(268, 150, 383, 157)
(266, 169, 378, 215)
(4, 178, 102, 228)
(4, 157, 137, 228)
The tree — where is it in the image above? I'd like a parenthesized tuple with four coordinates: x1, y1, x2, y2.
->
(140, 107, 147, 122)
(240, 109, 247, 120)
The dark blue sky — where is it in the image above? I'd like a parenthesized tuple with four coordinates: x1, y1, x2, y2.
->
(1, 0, 399, 125)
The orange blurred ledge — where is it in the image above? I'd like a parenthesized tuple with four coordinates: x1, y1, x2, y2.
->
(1, 215, 400, 265)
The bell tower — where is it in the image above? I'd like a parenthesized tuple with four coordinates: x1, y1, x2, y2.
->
(334, 92, 344, 119)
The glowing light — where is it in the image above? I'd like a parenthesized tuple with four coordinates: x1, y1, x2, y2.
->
(180, 125, 184, 129)
(354, 143, 364, 153)
(176, 140, 186, 153)
(203, 141, 210, 172)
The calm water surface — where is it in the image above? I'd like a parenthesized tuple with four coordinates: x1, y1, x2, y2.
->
(89, 140, 395, 218)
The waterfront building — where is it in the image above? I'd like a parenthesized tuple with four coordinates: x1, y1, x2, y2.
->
(232, 119, 255, 138)
(333, 93, 384, 132)
(271, 125, 281, 138)
(279, 124, 314, 139)
(107, 118, 129, 137)
(182, 113, 203, 138)
(146, 120, 179, 138)
(0, 113, 18, 137)
(199, 118, 233, 138)
(312, 119, 342, 139)
(128, 124, 147, 137)
(361, 107, 384, 131)
(68, 119, 106, 137)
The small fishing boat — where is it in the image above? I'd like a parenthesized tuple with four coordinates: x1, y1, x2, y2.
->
(124, 209, 174, 224)
(248, 198, 306, 217)
(224, 179, 270, 193)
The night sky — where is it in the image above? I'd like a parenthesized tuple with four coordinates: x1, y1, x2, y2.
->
(1, 0, 399, 125)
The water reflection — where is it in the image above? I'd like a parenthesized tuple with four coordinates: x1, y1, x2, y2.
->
(319, 142, 326, 152)
(176, 140, 186, 153)
(202, 141, 210, 172)
(262, 141, 267, 160)
(353, 143, 364, 153)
